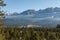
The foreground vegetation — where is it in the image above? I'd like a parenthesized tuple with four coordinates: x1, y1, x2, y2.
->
(0, 27, 60, 40)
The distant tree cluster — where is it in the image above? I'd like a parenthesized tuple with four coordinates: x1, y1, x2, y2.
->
(56, 24, 60, 28)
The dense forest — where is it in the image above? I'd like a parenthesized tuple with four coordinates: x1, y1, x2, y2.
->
(0, 26, 60, 40)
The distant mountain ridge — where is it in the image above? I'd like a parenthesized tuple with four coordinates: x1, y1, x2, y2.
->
(20, 10, 37, 15)
(38, 7, 60, 13)
(10, 12, 20, 16)
(3, 7, 60, 27)
(9, 7, 60, 16)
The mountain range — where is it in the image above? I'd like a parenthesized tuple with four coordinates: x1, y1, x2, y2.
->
(10, 7, 60, 16)
(3, 7, 60, 27)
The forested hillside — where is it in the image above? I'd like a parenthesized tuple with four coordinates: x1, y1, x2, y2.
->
(0, 27, 60, 40)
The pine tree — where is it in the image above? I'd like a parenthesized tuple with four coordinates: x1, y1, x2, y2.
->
(0, 0, 6, 40)
(0, 0, 6, 27)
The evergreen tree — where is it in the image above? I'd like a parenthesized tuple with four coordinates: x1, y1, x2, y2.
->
(0, 0, 6, 27)
(56, 24, 60, 28)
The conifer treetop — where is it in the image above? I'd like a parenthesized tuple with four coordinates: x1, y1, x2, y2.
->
(0, 0, 6, 6)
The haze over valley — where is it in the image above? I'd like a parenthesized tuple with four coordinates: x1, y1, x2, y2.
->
(3, 7, 60, 27)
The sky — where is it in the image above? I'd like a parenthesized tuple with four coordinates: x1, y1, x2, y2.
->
(3, 0, 60, 13)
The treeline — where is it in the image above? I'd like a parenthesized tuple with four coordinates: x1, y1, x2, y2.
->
(0, 27, 60, 40)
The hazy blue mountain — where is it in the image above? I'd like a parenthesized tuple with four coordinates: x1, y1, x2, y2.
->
(20, 9, 37, 15)
(38, 7, 60, 13)
(10, 12, 20, 16)
(38, 8, 53, 13)
(54, 7, 60, 12)
(9, 7, 60, 16)
(33, 7, 60, 18)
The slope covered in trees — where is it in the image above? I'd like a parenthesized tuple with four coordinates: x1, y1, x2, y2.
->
(0, 27, 60, 40)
